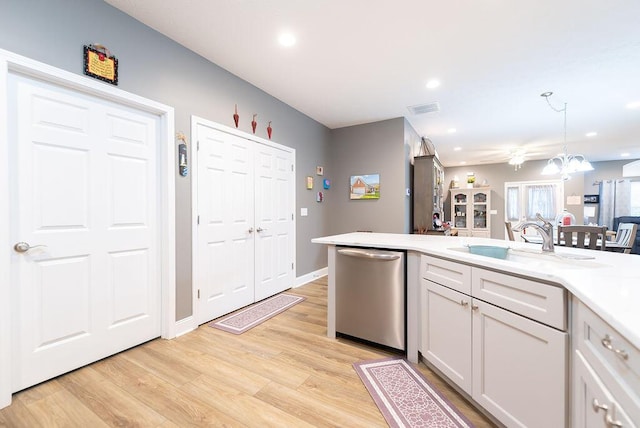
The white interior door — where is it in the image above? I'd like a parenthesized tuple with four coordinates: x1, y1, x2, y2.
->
(195, 124, 255, 322)
(9, 73, 161, 392)
(254, 144, 295, 301)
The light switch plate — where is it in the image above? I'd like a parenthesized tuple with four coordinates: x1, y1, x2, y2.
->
(490, 209, 498, 215)
(301, 208, 308, 216)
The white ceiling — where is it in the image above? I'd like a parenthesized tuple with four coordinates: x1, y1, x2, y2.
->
(105, 0, 640, 167)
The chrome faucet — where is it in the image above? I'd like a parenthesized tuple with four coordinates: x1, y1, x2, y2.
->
(514, 213, 555, 252)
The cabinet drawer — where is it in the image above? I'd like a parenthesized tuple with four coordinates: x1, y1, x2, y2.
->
(574, 300, 640, 421)
(573, 350, 637, 428)
(421, 255, 471, 294)
(471, 268, 566, 330)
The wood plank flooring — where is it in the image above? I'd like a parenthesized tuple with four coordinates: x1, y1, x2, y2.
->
(0, 278, 496, 427)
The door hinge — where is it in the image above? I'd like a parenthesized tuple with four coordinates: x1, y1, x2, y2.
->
(291, 164, 294, 172)
(197, 140, 200, 150)
(197, 215, 200, 225)
(197, 289, 200, 299)
(291, 262, 294, 270)
(291, 213, 294, 220)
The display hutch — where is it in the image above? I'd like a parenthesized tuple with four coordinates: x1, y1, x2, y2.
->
(450, 188, 491, 237)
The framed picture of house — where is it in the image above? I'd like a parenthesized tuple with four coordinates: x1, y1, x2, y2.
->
(350, 174, 380, 200)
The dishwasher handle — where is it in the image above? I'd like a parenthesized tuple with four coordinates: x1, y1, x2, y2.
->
(337, 248, 401, 260)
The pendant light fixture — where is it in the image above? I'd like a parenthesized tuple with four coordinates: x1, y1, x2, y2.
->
(540, 92, 593, 180)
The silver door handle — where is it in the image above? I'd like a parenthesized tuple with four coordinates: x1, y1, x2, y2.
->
(592, 398, 608, 413)
(13, 242, 48, 253)
(601, 334, 629, 360)
(337, 248, 401, 260)
(257, 227, 267, 233)
(606, 414, 623, 427)
(248, 227, 254, 233)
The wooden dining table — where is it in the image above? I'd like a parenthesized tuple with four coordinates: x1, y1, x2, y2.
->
(520, 234, 631, 252)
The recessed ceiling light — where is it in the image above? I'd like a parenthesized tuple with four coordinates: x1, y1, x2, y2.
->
(426, 79, 440, 89)
(278, 32, 296, 47)
(585, 132, 597, 137)
(447, 128, 457, 134)
(459, 161, 466, 165)
(626, 101, 640, 109)
(621, 152, 630, 157)
(454, 147, 462, 151)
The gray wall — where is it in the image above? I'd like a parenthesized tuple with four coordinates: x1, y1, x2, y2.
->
(443, 158, 638, 239)
(0, 0, 331, 320)
(444, 159, 586, 239)
(326, 118, 411, 234)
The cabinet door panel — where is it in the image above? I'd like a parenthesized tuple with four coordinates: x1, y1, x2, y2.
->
(472, 300, 567, 427)
(421, 280, 472, 394)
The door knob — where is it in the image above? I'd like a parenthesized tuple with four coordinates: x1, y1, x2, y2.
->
(257, 227, 267, 233)
(13, 242, 47, 253)
(248, 227, 254, 233)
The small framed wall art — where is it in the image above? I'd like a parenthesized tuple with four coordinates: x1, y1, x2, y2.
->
(349, 174, 380, 200)
(316, 166, 324, 176)
(306, 176, 314, 189)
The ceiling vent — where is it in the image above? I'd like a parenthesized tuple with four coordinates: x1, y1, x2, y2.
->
(407, 102, 440, 115)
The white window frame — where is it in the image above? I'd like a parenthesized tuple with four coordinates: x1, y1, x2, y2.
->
(504, 179, 564, 239)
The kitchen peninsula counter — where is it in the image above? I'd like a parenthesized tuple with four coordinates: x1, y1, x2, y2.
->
(312, 232, 640, 360)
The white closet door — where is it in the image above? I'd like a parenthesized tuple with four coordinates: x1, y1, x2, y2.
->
(254, 144, 295, 301)
(10, 73, 161, 392)
(196, 124, 255, 322)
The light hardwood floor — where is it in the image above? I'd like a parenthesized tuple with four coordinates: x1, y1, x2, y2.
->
(0, 278, 495, 427)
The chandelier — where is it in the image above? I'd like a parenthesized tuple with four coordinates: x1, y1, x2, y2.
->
(508, 153, 525, 171)
(539, 92, 593, 180)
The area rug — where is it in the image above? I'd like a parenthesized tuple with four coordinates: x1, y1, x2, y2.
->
(209, 293, 305, 334)
(353, 357, 474, 428)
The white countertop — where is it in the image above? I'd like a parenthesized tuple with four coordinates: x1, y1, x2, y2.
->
(312, 232, 640, 350)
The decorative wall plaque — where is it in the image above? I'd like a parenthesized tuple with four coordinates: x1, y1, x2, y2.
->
(83, 44, 118, 85)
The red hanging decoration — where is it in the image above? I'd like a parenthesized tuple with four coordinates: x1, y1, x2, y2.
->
(267, 121, 273, 139)
(251, 114, 257, 134)
(233, 104, 239, 128)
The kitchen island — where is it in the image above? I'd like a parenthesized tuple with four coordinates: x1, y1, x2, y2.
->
(313, 232, 640, 427)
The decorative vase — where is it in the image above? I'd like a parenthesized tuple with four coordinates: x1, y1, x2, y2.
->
(233, 104, 239, 128)
(267, 121, 272, 139)
(251, 114, 257, 134)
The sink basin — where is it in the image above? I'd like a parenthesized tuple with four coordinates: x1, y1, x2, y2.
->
(467, 245, 509, 259)
(448, 246, 608, 270)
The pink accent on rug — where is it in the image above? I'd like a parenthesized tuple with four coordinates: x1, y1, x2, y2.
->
(353, 357, 474, 428)
(209, 293, 305, 334)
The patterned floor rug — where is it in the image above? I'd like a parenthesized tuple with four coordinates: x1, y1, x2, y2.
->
(353, 357, 474, 428)
(209, 293, 305, 334)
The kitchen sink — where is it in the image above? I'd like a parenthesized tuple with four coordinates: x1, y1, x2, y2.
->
(447, 246, 609, 269)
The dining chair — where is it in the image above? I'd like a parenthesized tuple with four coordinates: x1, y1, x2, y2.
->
(557, 225, 607, 250)
(613, 223, 638, 254)
(505, 222, 515, 241)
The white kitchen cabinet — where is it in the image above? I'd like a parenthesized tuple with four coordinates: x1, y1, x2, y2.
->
(572, 299, 639, 427)
(472, 298, 567, 427)
(419, 255, 568, 427)
(573, 350, 635, 428)
(450, 188, 491, 237)
(421, 280, 472, 394)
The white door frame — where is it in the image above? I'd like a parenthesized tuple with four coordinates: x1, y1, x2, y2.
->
(0, 49, 176, 409)
(190, 115, 296, 327)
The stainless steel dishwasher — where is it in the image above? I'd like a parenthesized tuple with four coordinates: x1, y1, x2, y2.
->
(335, 247, 405, 351)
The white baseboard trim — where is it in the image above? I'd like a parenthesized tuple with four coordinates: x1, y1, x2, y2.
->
(295, 267, 328, 287)
(173, 316, 197, 338)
